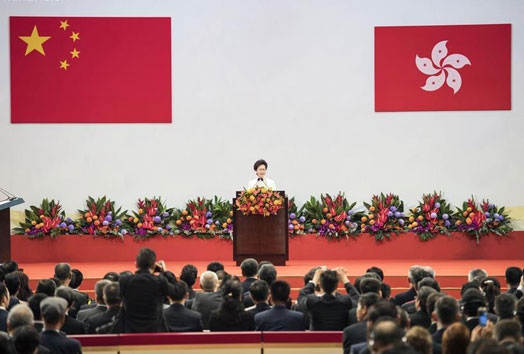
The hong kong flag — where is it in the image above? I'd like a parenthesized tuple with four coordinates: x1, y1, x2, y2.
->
(375, 24, 511, 112)
(10, 17, 171, 123)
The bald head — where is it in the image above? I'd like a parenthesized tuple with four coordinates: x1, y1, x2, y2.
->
(7, 304, 34, 333)
(372, 320, 405, 353)
(200, 271, 218, 292)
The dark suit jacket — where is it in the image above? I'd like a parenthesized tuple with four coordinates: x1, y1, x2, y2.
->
(245, 303, 271, 317)
(77, 304, 107, 322)
(119, 270, 169, 333)
(242, 278, 257, 294)
(209, 310, 255, 331)
(79, 302, 96, 311)
(350, 342, 368, 354)
(343, 321, 367, 354)
(190, 291, 223, 330)
(410, 310, 432, 329)
(0, 308, 7, 332)
(392, 287, 416, 306)
(7, 297, 19, 311)
(463, 317, 479, 333)
(164, 303, 203, 332)
(187, 287, 196, 300)
(432, 327, 445, 345)
(401, 300, 417, 314)
(70, 290, 90, 318)
(86, 306, 120, 334)
(61, 315, 86, 335)
(255, 305, 305, 331)
(348, 308, 358, 326)
(507, 287, 523, 300)
(40, 330, 82, 354)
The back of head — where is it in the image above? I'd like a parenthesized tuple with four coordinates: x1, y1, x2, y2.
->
(206, 261, 224, 273)
(359, 292, 382, 310)
(28, 293, 48, 321)
(481, 277, 501, 312)
(55, 286, 75, 308)
(505, 267, 522, 287)
(366, 266, 385, 281)
(7, 304, 34, 331)
(136, 248, 156, 270)
(103, 272, 120, 282)
(0, 283, 8, 303)
(103, 282, 121, 306)
(5, 273, 20, 296)
(442, 322, 470, 354)
(367, 301, 399, 325)
(249, 280, 269, 302)
(405, 326, 432, 354)
(180, 264, 198, 287)
(258, 264, 277, 286)
(381, 283, 392, 300)
(36, 279, 56, 297)
(200, 271, 218, 292)
(461, 281, 481, 296)
(69, 269, 84, 289)
(409, 266, 432, 288)
(494, 319, 522, 343)
(468, 268, 488, 283)
(426, 292, 445, 317)
(418, 277, 440, 292)
(12, 325, 40, 354)
(0, 268, 4, 283)
(168, 280, 188, 302)
(320, 270, 339, 294)
(241, 258, 258, 278)
(496, 293, 517, 320)
(54, 263, 71, 282)
(371, 319, 405, 352)
(270, 280, 290, 304)
(436, 296, 459, 326)
(461, 288, 486, 317)
(468, 338, 510, 354)
(417, 286, 437, 313)
(360, 277, 382, 294)
(14, 271, 31, 302)
(218, 280, 244, 323)
(1, 260, 18, 274)
(517, 297, 524, 327)
(40, 297, 67, 325)
(95, 279, 111, 303)
(304, 267, 320, 286)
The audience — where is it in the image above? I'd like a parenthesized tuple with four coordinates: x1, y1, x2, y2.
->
(5, 273, 20, 311)
(393, 266, 433, 306)
(442, 322, 470, 354)
(433, 296, 460, 347)
(494, 319, 523, 353)
(461, 288, 488, 332)
(343, 292, 381, 354)
(245, 280, 271, 316)
(76, 279, 110, 322)
(14, 271, 33, 303)
(409, 286, 437, 329)
(35, 279, 56, 297)
(164, 280, 203, 332)
(496, 293, 518, 321)
(505, 267, 523, 300)
(240, 258, 259, 294)
(54, 286, 86, 335)
(190, 270, 222, 329)
(206, 261, 224, 273)
(86, 282, 121, 334)
(179, 264, 198, 299)
(12, 325, 42, 354)
(28, 293, 47, 332)
(39, 297, 82, 354)
(406, 326, 433, 354)
(69, 269, 89, 318)
(209, 280, 255, 331)
(0, 283, 10, 332)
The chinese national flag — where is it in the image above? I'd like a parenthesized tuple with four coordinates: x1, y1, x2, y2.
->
(10, 17, 171, 123)
(375, 24, 511, 112)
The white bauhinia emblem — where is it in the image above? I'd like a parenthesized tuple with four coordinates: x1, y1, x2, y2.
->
(415, 40, 471, 94)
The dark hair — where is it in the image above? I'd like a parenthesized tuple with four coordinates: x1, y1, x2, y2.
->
(103, 282, 121, 306)
(367, 301, 399, 324)
(461, 289, 486, 317)
(385, 344, 419, 354)
(359, 292, 381, 309)
(426, 292, 445, 316)
(217, 271, 232, 289)
(0, 260, 18, 274)
(367, 266, 385, 281)
(241, 258, 258, 277)
(69, 269, 84, 289)
(55, 286, 75, 308)
(53, 263, 71, 282)
(0, 268, 4, 283)
(517, 297, 524, 327)
(397, 307, 410, 329)
(103, 272, 120, 282)
(136, 248, 156, 270)
(28, 293, 48, 320)
(270, 280, 290, 304)
(495, 293, 517, 320)
(371, 319, 405, 349)
(249, 280, 269, 302)
(418, 277, 440, 292)
(12, 325, 40, 354)
(360, 277, 381, 294)
(467, 338, 507, 354)
(180, 264, 198, 287)
(494, 319, 522, 343)
(505, 267, 522, 287)
(304, 267, 320, 286)
(253, 159, 267, 171)
(168, 280, 188, 302)
(381, 283, 392, 300)
(319, 270, 339, 294)
(258, 264, 277, 286)
(5, 272, 21, 296)
(480, 277, 501, 313)
(461, 281, 480, 296)
(36, 279, 56, 297)
(436, 296, 459, 326)
(216, 280, 244, 325)
(0, 283, 8, 303)
(417, 286, 437, 313)
(410, 268, 433, 288)
(164, 271, 177, 285)
(119, 271, 133, 277)
(207, 261, 225, 273)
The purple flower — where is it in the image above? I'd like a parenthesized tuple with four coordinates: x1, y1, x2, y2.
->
(308, 228, 314, 233)
(163, 212, 170, 218)
(206, 219, 213, 225)
(116, 219, 122, 226)
(66, 217, 73, 223)
(299, 216, 306, 223)
(215, 221, 220, 225)
(205, 211, 212, 218)
(387, 211, 393, 217)
(430, 213, 437, 219)
(166, 224, 172, 230)
(352, 222, 358, 228)
(158, 227, 163, 232)
(484, 212, 490, 217)
(444, 220, 451, 227)
(398, 219, 405, 225)
(68, 224, 74, 231)
(105, 215, 112, 222)
(434, 202, 441, 208)
(59, 222, 67, 228)
(154, 216, 161, 223)
(390, 206, 397, 212)
(345, 221, 350, 226)
(289, 213, 296, 220)
(494, 213, 500, 219)
(394, 211, 401, 218)
(400, 212, 405, 217)
(122, 229, 128, 235)
(442, 214, 449, 220)
(348, 210, 354, 215)
(488, 204, 495, 210)
(499, 215, 504, 221)
(288, 224, 294, 230)
(102, 220, 109, 226)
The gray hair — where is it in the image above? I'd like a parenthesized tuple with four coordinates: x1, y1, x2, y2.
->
(468, 268, 487, 282)
(95, 279, 111, 303)
(200, 271, 218, 292)
(7, 304, 34, 330)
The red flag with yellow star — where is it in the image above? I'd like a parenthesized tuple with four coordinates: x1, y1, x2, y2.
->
(10, 17, 171, 123)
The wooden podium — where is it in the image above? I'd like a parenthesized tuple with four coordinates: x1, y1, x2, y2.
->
(0, 197, 24, 262)
(233, 191, 289, 266)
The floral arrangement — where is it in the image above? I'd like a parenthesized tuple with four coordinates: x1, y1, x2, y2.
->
(455, 197, 512, 243)
(409, 192, 454, 241)
(76, 196, 127, 237)
(126, 197, 173, 239)
(303, 193, 361, 239)
(288, 197, 306, 236)
(235, 187, 284, 216)
(13, 199, 73, 238)
(361, 193, 406, 240)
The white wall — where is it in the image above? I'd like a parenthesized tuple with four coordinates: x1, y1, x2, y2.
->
(1, 0, 523, 214)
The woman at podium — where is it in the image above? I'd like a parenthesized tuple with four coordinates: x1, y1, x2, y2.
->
(247, 159, 276, 190)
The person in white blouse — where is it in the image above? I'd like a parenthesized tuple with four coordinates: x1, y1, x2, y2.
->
(247, 159, 276, 190)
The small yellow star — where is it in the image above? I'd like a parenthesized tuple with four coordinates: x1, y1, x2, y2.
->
(19, 25, 51, 56)
(59, 20, 69, 30)
(70, 48, 80, 58)
(59, 59, 70, 71)
(70, 31, 80, 42)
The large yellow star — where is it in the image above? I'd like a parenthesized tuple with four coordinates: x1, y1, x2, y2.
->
(70, 48, 80, 58)
(70, 31, 80, 42)
(19, 26, 51, 56)
(59, 59, 70, 71)
(59, 20, 69, 30)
